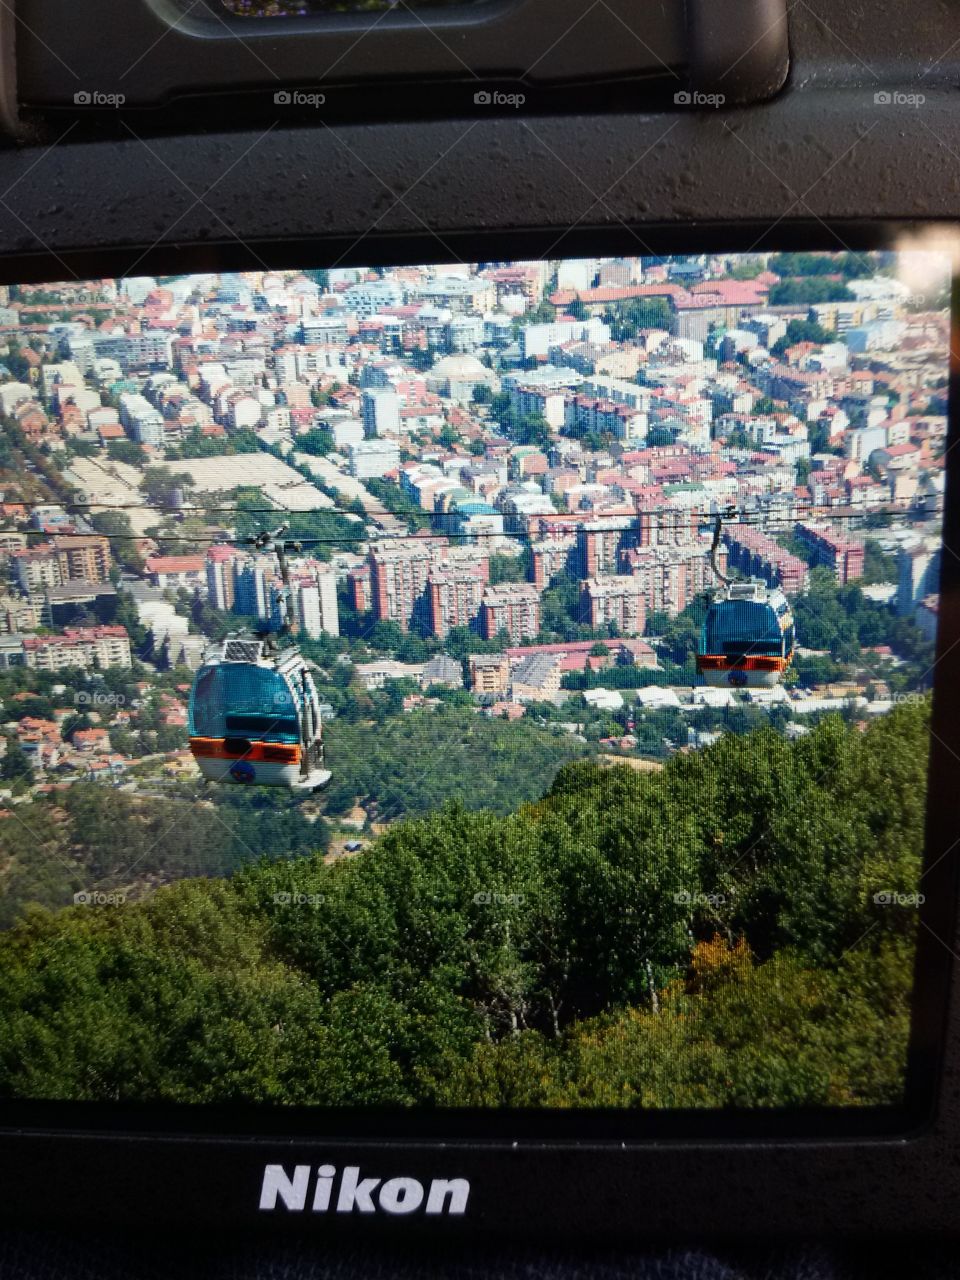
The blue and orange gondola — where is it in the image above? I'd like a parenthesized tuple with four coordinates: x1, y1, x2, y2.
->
(695, 508, 795, 690)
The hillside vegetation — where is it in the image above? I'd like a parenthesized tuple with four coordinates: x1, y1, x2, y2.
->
(0, 702, 928, 1108)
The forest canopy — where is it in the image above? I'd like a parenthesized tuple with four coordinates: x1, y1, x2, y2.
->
(0, 700, 928, 1110)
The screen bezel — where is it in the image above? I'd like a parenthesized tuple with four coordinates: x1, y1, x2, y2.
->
(0, 219, 956, 1150)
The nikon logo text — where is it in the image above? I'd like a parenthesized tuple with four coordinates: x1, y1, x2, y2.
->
(259, 1164, 470, 1215)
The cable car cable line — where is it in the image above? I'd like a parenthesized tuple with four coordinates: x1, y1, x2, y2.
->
(15, 505, 919, 549)
(5, 496, 916, 521)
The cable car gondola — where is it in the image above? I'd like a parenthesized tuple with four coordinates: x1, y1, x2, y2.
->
(695, 508, 795, 690)
(188, 526, 331, 791)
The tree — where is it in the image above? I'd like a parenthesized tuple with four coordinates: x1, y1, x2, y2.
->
(768, 280, 854, 306)
(142, 466, 193, 509)
(489, 552, 529, 585)
(0, 703, 928, 1108)
(1, 736, 32, 783)
(515, 413, 551, 448)
(606, 296, 672, 341)
(60, 713, 93, 742)
(771, 318, 834, 357)
(728, 258, 764, 280)
(90, 510, 144, 573)
(296, 426, 334, 457)
(767, 251, 875, 281)
(862, 538, 898, 584)
(106, 439, 148, 467)
(305, 268, 330, 292)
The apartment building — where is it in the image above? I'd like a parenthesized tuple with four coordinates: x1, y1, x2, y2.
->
(795, 523, 865, 585)
(426, 568, 486, 639)
(22, 625, 132, 671)
(469, 652, 511, 696)
(479, 583, 540, 643)
(369, 539, 446, 631)
(580, 574, 647, 635)
(577, 517, 636, 578)
(13, 535, 111, 592)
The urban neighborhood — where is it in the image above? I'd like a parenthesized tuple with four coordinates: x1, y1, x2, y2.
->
(0, 253, 946, 809)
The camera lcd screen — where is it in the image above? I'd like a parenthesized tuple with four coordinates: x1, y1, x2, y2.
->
(0, 243, 953, 1134)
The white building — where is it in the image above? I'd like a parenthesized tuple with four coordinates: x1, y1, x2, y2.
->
(118, 392, 165, 446)
(350, 439, 401, 479)
(362, 388, 401, 437)
(331, 418, 365, 448)
(295, 569, 339, 638)
(582, 688, 625, 711)
(897, 538, 941, 616)
(521, 317, 611, 361)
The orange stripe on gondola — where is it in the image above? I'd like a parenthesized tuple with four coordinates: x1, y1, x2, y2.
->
(695, 654, 790, 673)
(189, 737, 301, 765)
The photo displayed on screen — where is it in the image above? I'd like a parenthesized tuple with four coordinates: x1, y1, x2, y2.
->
(0, 248, 949, 1112)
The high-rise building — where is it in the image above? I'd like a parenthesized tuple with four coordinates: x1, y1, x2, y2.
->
(348, 563, 372, 613)
(294, 568, 339, 638)
(576, 517, 636, 578)
(13, 535, 111, 593)
(580, 575, 647, 635)
(206, 546, 236, 611)
(511, 652, 563, 701)
(118, 392, 165, 446)
(233, 559, 270, 623)
(723, 528, 808, 594)
(21, 625, 131, 671)
(91, 331, 175, 371)
(13, 546, 61, 593)
(349, 438, 401, 479)
(426, 568, 486, 638)
(897, 538, 942, 617)
(637, 507, 699, 548)
(794, 523, 865, 585)
(479, 583, 540, 643)
(362, 388, 401, 437)
(53, 535, 111, 584)
(369, 539, 446, 632)
(621, 545, 723, 617)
